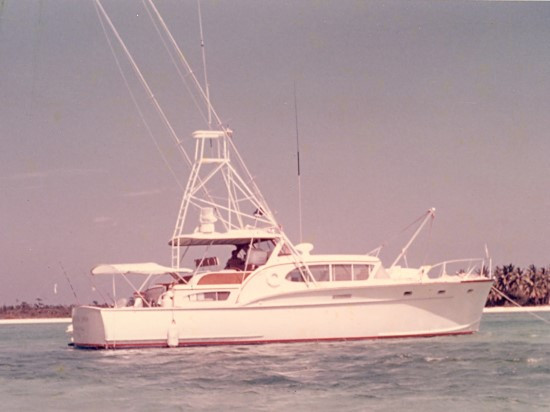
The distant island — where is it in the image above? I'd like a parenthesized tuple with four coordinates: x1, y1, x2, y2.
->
(1, 264, 548, 319)
(1, 302, 74, 319)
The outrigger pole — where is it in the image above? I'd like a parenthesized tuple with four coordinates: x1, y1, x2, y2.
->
(390, 208, 436, 269)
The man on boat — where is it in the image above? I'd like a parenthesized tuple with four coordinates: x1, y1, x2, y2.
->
(225, 248, 245, 270)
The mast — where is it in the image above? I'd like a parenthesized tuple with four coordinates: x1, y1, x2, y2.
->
(197, 0, 212, 129)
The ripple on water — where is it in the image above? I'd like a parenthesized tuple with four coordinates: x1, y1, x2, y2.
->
(0, 316, 549, 411)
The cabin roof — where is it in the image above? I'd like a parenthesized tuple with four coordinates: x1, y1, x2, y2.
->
(169, 229, 281, 247)
(91, 262, 190, 276)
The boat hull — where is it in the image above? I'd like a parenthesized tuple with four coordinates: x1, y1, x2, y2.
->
(72, 279, 493, 349)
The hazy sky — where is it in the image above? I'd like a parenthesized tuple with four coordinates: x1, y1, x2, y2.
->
(1, 0, 549, 305)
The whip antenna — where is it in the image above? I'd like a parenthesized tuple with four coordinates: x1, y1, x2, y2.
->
(294, 82, 303, 243)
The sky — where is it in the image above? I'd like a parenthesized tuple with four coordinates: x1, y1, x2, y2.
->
(1, 0, 549, 305)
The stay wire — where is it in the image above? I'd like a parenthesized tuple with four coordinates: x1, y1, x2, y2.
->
(490, 287, 550, 325)
(146, 0, 278, 227)
(94, 0, 194, 170)
(94, 0, 186, 190)
(371, 210, 432, 256)
(141, 0, 208, 125)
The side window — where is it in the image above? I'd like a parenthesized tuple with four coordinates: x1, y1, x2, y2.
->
(285, 265, 330, 282)
(188, 291, 230, 301)
(353, 264, 371, 280)
(286, 267, 305, 282)
(310, 265, 330, 282)
(333, 265, 352, 281)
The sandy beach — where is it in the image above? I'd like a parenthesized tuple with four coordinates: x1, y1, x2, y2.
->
(0, 318, 71, 325)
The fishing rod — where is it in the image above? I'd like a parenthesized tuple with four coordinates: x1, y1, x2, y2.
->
(59, 262, 80, 305)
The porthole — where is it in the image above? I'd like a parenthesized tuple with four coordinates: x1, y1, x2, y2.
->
(403, 291, 413, 296)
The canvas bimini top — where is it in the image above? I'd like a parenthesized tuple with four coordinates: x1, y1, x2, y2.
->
(169, 229, 281, 247)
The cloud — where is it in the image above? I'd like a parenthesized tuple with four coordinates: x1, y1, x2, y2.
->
(121, 188, 164, 198)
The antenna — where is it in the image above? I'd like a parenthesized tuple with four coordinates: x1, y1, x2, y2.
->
(197, 0, 212, 129)
(294, 82, 303, 243)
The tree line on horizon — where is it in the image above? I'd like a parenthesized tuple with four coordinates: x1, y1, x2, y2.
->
(485, 264, 549, 307)
(1, 264, 549, 318)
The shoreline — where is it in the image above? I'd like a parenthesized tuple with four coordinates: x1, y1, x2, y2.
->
(483, 305, 550, 314)
(0, 317, 71, 325)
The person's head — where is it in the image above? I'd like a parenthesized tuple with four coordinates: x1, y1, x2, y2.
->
(231, 250, 238, 257)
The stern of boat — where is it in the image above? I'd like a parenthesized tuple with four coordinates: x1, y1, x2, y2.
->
(71, 306, 108, 349)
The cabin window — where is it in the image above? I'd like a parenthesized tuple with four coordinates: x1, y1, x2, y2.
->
(285, 265, 330, 282)
(286, 268, 305, 282)
(353, 264, 372, 280)
(286, 264, 373, 282)
(187, 291, 230, 301)
(333, 265, 352, 281)
(310, 265, 330, 282)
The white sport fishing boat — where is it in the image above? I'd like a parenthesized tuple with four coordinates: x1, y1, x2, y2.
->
(70, 2, 493, 349)
(71, 129, 493, 349)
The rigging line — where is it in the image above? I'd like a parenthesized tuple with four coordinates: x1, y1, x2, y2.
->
(94, 0, 193, 168)
(146, 0, 222, 129)
(141, 0, 208, 125)
(490, 287, 550, 325)
(374, 209, 433, 254)
(97, 1, 222, 224)
(143, 0, 229, 220)
(226, 137, 278, 224)
(197, 0, 212, 129)
(94, 1, 185, 190)
(146, 0, 277, 228)
(146, 1, 280, 237)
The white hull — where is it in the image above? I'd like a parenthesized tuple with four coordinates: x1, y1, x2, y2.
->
(72, 279, 492, 349)
(73, 9, 495, 351)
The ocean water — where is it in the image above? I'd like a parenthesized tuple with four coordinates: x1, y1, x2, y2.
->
(0, 313, 548, 411)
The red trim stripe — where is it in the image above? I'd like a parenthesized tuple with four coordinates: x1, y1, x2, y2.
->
(74, 330, 474, 350)
(460, 279, 494, 284)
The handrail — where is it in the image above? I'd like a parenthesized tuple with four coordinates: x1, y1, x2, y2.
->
(425, 258, 486, 278)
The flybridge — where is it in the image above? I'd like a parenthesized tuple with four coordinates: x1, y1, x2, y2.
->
(170, 127, 280, 269)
